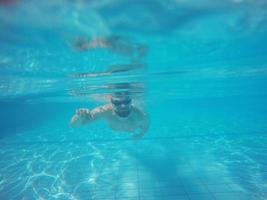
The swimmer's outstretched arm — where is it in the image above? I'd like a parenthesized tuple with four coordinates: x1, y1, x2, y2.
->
(70, 104, 112, 127)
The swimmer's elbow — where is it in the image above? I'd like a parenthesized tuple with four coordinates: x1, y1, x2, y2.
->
(70, 116, 78, 127)
(70, 115, 83, 127)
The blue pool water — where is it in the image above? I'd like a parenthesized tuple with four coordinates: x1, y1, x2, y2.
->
(1, 1, 267, 199)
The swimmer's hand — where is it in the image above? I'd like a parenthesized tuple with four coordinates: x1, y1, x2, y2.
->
(71, 108, 92, 127)
(132, 124, 148, 140)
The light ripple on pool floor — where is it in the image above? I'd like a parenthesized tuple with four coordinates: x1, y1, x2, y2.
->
(0, 133, 267, 200)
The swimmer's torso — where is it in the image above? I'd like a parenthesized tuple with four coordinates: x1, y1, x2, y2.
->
(105, 106, 144, 133)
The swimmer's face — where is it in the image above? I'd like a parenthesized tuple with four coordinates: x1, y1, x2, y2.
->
(111, 98, 132, 117)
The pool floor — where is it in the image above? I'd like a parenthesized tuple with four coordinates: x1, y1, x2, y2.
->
(0, 130, 266, 200)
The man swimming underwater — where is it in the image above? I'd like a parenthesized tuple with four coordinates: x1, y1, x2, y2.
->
(70, 92, 149, 139)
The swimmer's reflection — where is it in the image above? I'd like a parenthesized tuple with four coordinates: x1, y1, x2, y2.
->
(73, 35, 148, 59)
(69, 63, 146, 78)
(70, 91, 149, 139)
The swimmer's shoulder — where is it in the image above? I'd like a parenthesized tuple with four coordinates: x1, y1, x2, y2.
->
(132, 105, 147, 117)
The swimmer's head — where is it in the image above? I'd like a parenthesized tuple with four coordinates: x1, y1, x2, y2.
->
(111, 92, 132, 118)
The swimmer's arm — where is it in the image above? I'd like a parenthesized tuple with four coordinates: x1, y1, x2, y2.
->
(133, 110, 150, 139)
(70, 104, 112, 127)
(140, 115, 150, 136)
